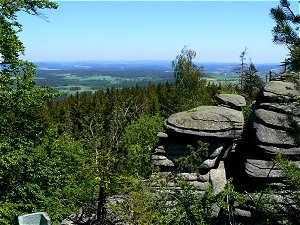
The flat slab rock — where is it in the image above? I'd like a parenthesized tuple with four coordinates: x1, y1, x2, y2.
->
(216, 94, 246, 109)
(255, 108, 300, 129)
(258, 144, 300, 156)
(245, 159, 300, 178)
(259, 102, 300, 116)
(164, 106, 244, 138)
(209, 161, 226, 194)
(245, 159, 283, 178)
(263, 81, 300, 102)
(254, 122, 297, 147)
(151, 154, 219, 169)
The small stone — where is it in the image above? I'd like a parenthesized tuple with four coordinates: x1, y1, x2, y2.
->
(157, 132, 168, 138)
(151, 155, 174, 167)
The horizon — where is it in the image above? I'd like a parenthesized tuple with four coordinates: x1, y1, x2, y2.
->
(18, 1, 299, 63)
(33, 59, 281, 65)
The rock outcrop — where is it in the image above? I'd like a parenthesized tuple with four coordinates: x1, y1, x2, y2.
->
(244, 81, 300, 189)
(151, 94, 245, 196)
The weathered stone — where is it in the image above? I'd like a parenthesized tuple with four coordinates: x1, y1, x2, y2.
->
(177, 172, 210, 182)
(260, 102, 300, 116)
(166, 106, 244, 131)
(151, 155, 174, 167)
(164, 106, 243, 138)
(209, 161, 226, 194)
(263, 81, 300, 102)
(258, 144, 300, 156)
(245, 159, 283, 178)
(254, 122, 297, 146)
(233, 208, 252, 218)
(152, 154, 220, 169)
(189, 181, 210, 191)
(157, 132, 168, 138)
(154, 146, 166, 154)
(255, 108, 300, 129)
(199, 156, 218, 169)
(216, 94, 246, 110)
(165, 122, 243, 138)
(151, 172, 210, 182)
(209, 145, 224, 158)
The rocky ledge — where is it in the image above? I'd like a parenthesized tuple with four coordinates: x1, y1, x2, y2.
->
(151, 94, 246, 199)
(244, 81, 300, 189)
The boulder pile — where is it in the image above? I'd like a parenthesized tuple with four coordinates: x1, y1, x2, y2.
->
(244, 81, 300, 189)
(151, 94, 246, 195)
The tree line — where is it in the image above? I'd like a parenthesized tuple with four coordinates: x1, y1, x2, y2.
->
(0, 0, 300, 224)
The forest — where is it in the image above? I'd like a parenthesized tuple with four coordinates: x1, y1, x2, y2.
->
(0, 0, 300, 224)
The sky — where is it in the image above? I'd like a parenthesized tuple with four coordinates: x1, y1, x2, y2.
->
(18, 0, 299, 63)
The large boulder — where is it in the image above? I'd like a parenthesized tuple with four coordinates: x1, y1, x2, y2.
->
(263, 81, 300, 102)
(254, 122, 297, 146)
(255, 108, 300, 129)
(216, 94, 246, 110)
(164, 106, 244, 139)
(259, 102, 300, 116)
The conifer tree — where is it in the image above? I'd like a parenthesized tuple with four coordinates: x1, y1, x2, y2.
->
(270, 0, 300, 71)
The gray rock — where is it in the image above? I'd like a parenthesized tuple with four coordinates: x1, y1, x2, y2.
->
(254, 122, 297, 146)
(216, 94, 246, 110)
(233, 208, 252, 218)
(151, 155, 174, 167)
(263, 81, 300, 102)
(178, 172, 210, 182)
(260, 102, 300, 116)
(151, 171, 210, 182)
(258, 144, 300, 156)
(209, 145, 224, 158)
(165, 106, 244, 139)
(209, 161, 226, 194)
(164, 122, 243, 138)
(199, 156, 218, 169)
(157, 132, 168, 138)
(245, 159, 283, 178)
(255, 108, 300, 129)
(152, 154, 219, 169)
(154, 146, 166, 154)
(189, 181, 210, 191)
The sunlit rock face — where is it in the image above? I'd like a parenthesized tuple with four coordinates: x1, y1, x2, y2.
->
(244, 81, 300, 189)
(151, 94, 246, 198)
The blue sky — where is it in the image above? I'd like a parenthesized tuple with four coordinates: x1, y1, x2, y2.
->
(18, 1, 299, 63)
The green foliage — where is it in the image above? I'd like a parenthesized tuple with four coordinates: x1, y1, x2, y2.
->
(110, 178, 246, 225)
(0, 133, 96, 225)
(176, 141, 209, 173)
(251, 154, 300, 224)
(172, 46, 203, 86)
(120, 114, 163, 177)
(270, 0, 300, 72)
(0, 1, 98, 224)
(171, 47, 218, 112)
(236, 49, 263, 102)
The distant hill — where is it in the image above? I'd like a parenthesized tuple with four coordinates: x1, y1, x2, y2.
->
(33, 61, 282, 94)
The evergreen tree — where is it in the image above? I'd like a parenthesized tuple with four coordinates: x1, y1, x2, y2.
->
(270, 0, 300, 71)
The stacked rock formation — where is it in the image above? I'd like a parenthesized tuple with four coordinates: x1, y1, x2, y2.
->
(244, 81, 300, 189)
(151, 94, 246, 195)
